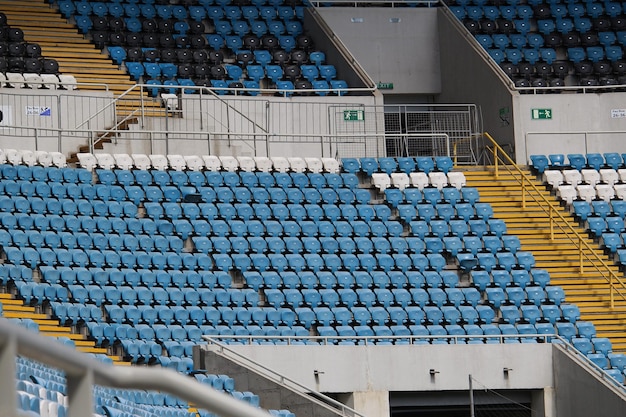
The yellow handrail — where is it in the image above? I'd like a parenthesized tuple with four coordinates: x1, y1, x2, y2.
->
(483, 132, 626, 309)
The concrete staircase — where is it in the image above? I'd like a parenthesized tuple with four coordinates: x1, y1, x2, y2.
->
(464, 167, 626, 352)
(0, 0, 163, 116)
(0, 292, 128, 365)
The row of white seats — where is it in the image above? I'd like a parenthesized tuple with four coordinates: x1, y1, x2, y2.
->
(372, 171, 466, 191)
(77, 153, 343, 173)
(0, 149, 67, 168)
(543, 168, 625, 188)
(0, 73, 78, 90)
(556, 183, 625, 204)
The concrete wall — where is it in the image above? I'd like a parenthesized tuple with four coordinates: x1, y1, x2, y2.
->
(317, 8, 441, 96)
(198, 343, 558, 417)
(514, 92, 626, 164)
(0, 88, 114, 154)
(553, 346, 626, 417)
(435, 9, 516, 153)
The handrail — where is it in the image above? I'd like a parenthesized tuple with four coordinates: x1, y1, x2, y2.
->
(0, 318, 274, 417)
(205, 337, 367, 417)
(483, 132, 626, 309)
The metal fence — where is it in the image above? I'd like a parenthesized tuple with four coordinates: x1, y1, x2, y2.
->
(0, 85, 481, 163)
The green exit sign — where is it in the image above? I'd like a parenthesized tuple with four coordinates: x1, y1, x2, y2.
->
(377, 82, 394, 90)
(531, 108, 552, 119)
(343, 110, 365, 121)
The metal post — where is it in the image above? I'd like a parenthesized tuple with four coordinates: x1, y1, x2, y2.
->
(579, 236, 584, 274)
(0, 333, 17, 416)
(521, 175, 526, 209)
(469, 375, 475, 417)
(549, 206, 554, 241)
(610, 272, 614, 309)
(493, 147, 499, 179)
(66, 368, 95, 417)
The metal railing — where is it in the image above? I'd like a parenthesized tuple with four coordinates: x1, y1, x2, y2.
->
(0, 318, 274, 417)
(205, 337, 367, 417)
(484, 132, 626, 309)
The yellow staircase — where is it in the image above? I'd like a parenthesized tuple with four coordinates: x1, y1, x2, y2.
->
(0, 293, 129, 365)
(0, 0, 162, 116)
(464, 167, 626, 352)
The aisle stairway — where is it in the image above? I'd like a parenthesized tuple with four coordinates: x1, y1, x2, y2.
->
(0, 0, 162, 116)
(464, 167, 626, 352)
(0, 293, 128, 365)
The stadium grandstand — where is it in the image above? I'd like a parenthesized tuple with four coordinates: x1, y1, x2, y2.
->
(2, 0, 626, 416)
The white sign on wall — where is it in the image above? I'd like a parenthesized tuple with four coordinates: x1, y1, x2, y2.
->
(25, 106, 51, 117)
(611, 109, 626, 118)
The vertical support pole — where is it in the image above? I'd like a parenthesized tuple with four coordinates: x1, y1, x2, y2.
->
(579, 236, 584, 274)
(549, 206, 554, 241)
(521, 176, 526, 209)
(0, 334, 17, 416)
(469, 375, 475, 417)
(66, 369, 95, 417)
(493, 147, 499, 179)
(610, 272, 614, 309)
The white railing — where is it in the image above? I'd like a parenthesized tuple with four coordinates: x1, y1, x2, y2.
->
(0, 318, 274, 417)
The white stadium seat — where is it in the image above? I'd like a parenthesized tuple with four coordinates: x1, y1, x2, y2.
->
(35, 151, 52, 167)
(185, 155, 204, 171)
(0, 149, 5, 164)
(581, 169, 600, 186)
(614, 183, 626, 200)
(576, 184, 595, 203)
(371, 173, 391, 192)
(542, 170, 563, 188)
(304, 157, 323, 173)
(562, 169, 582, 185)
(77, 153, 97, 171)
(6, 73, 25, 88)
(237, 156, 256, 172)
(132, 154, 152, 170)
(321, 157, 340, 173)
(288, 157, 307, 173)
(254, 157, 272, 172)
(50, 152, 67, 168)
(168, 154, 187, 171)
(40, 74, 59, 89)
(556, 184, 577, 204)
(149, 154, 169, 170)
(58, 74, 77, 90)
(23, 73, 43, 89)
(203, 155, 221, 171)
(410, 172, 429, 190)
(114, 154, 134, 170)
(428, 172, 448, 190)
(21, 150, 37, 166)
(596, 184, 615, 202)
(271, 157, 289, 173)
(220, 156, 239, 172)
(447, 172, 466, 189)
(95, 153, 116, 170)
(5, 149, 21, 165)
(600, 168, 619, 186)
(391, 173, 410, 190)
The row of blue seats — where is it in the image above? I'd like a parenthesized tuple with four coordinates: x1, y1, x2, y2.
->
(451, 0, 622, 15)
(0, 163, 91, 182)
(96, 168, 360, 189)
(0, 214, 175, 236)
(383, 188, 478, 208)
(572, 199, 626, 220)
(313, 321, 582, 343)
(486, 47, 557, 66)
(38, 266, 232, 288)
(530, 152, 624, 173)
(6, 246, 213, 271)
(59, 1, 303, 22)
(341, 156, 453, 175)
